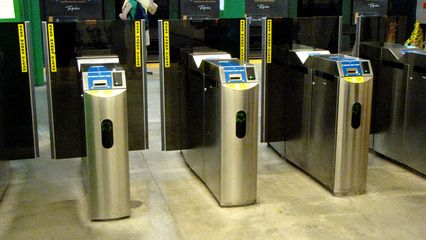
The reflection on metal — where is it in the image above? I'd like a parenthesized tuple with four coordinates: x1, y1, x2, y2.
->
(262, 27, 374, 195)
(42, 21, 148, 159)
(42, 22, 57, 159)
(25, 22, 40, 158)
(79, 56, 130, 220)
(293, 53, 373, 196)
(360, 42, 426, 175)
(159, 19, 249, 151)
(261, 17, 341, 144)
(162, 49, 259, 206)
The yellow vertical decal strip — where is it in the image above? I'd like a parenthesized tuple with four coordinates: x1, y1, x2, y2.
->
(240, 19, 246, 61)
(164, 21, 170, 68)
(266, 19, 272, 64)
(135, 21, 142, 68)
(47, 24, 57, 73)
(18, 24, 28, 73)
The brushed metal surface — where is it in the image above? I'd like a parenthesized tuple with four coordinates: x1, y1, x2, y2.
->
(24, 22, 39, 158)
(285, 68, 313, 168)
(334, 76, 373, 195)
(403, 66, 426, 175)
(0, 161, 9, 201)
(219, 83, 258, 206)
(373, 65, 407, 162)
(308, 74, 338, 190)
(182, 67, 206, 182)
(203, 76, 222, 199)
(84, 90, 130, 220)
(42, 22, 57, 159)
(271, 52, 373, 195)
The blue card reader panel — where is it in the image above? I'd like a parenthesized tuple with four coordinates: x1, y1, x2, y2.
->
(341, 61, 363, 77)
(87, 66, 113, 90)
(224, 66, 247, 83)
(218, 61, 241, 67)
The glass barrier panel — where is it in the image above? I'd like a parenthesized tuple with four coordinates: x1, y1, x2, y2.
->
(44, 20, 147, 159)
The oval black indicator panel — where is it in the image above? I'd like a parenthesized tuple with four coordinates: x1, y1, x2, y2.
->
(236, 111, 247, 139)
(101, 119, 114, 149)
(351, 103, 362, 129)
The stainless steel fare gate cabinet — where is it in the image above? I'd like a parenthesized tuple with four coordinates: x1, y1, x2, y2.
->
(194, 58, 259, 206)
(161, 51, 259, 206)
(79, 56, 130, 220)
(307, 55, 373, 196)
(263, 52, 374, 196)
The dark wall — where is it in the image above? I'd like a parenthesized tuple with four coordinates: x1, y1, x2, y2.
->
(298, 0, 343, 17)
(388, 0, 417, 30)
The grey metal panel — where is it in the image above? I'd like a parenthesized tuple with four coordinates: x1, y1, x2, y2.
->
(42, 22, 57, 159)
(403, 65, 426, 175)
(84, 89, 130, 220)
(220, 83, 258, 206)
(308, 73, 338, 190)
(24, 22, 40, 158)
(285, 68, 312, 168)
(334, 76, 373, 195)
(373, 65, 407, 162)
(182, 64, 206, 181)
(204, 76, 221, 199)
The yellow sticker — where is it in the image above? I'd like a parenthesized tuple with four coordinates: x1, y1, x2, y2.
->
(88, 90, 114, 96)
(163, 21, 170, 68)
(135, 21, 142, 68)
(266, 19, 272, 64)
(226, 83, 250, 90)
(18, 24, 28, 73)
(344, 77, 365, 83)
(47, 24, 57, 73)
(240, 19, 246, 61)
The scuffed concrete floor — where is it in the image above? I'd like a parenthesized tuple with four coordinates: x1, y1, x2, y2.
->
(0, 66, 425, 240)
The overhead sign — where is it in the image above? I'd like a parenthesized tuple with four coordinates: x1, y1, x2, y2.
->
(353, 0, 388, 20)
(43, 0, 103, 22)
(180, 0, 219, 19)
(0, 0, 15, 19)
(246, 0, 288, 18)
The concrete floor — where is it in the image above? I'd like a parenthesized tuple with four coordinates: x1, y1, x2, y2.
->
(0, 67, 425, 240)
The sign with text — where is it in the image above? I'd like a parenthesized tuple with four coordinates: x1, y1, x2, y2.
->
(353, 0, 388, 20)
(43, 0, 103, 22)
(246, 0, 288, 18)
(180, 0, 219, 19)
